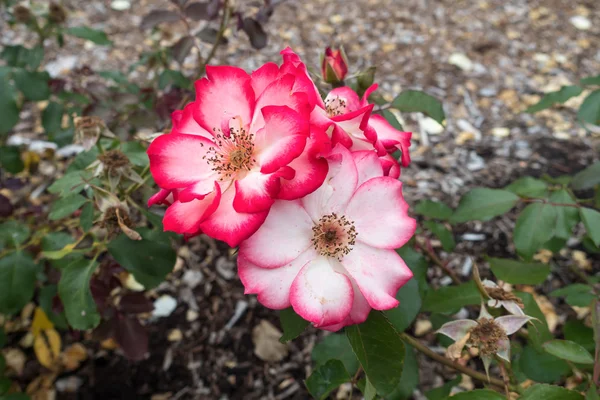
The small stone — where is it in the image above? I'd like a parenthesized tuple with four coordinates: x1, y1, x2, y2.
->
(186, 309, 199, 322)
(414, 319, 432, 336)
(182, 270, 204, 289)
(570, 15, 591, 30)
(455, 131, 476, 145)
(111, 0, 131, 10)
(329, 14, 344, 24)
(167, 329, 183, 342)
(55, 376, 83, 392)
(124, 272, 145, 291)
(466, 151, 485, 171)
(419, 116, 444, 135)
(572, 250, 592, 270)
(448, 53, 474, 72)
(252, 320, 288, 362)
(152, 295, 177, 318)
(491, 127, 510, 138)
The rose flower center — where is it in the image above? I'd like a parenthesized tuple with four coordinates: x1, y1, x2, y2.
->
(204, 124, 255, 180)
(311, 213, 357, 260)
(467, 318, 508, 356)
(325, 96, 347, 117)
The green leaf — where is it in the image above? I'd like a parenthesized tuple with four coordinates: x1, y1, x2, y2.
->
(14, 70, 50, 101)
(423, 221, 455, 252)
(0, 45, 44, 69)
(305, 359, 350, 400)
(0, 251, 38, 315)
(67, 147, 100, 172)
(363, 378, 377, 400)
(107, 229, 176, 289)
(385, 278, 421, 332)
(80, 202, 94, 232)
(98, 70, 129, 84)
(550, 190, 579, 239)
(425, 376, 461, 400)
(0, 146, 24, 174)
(488, 257, 550, 285)
(47, 170, 92, 195)
(0, 79, 20, 135)
(120, 141, 149, 168)
(450, 188, 519, 223)
(519, 345, 570, 383)
(551, 284, 595, 307)
(442, 390, 505, 400)
(526, 85, 583, 113)
(41, 231, 80, 268)
(578, 90, 600, 126)
(397, 246, 429, 297)
(38, 285, 68, 330)
(2, 393, 31, 400)
(279, 307, 310, 343)
(66, 27, 112, 45)
(513, 203, 557, 259)
(520, 384, 585, 400)
(0, 328, 5, 347)
(580, 207, 600, 247)
(386, 344, 419, 400)
(312, 334, 359, 375)
(392, 90, 445, 124)
(42, 101, 64, 134)
(516, 292, 552, 348)
(572, 162, 600, 190)
(0, 220, 30, 247)
(505, 177, 548, 198)
(422, 281, 480, 314)
(564, 320, 595, 353)
(581, 74, 600, 86)
(346, 311, 405, 395)
(414, 200, 453, 220)
(543, 339, 594, 364)
(158, 69, 191, 90)
(49, 193, 88, 220)
(382, 109, 404, 131)
(58, 258, 101, 330)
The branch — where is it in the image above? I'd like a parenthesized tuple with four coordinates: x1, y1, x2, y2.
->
(198, 0, 231, 75)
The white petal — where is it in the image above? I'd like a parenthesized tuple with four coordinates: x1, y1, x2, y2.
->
(436, 319, 478, 341)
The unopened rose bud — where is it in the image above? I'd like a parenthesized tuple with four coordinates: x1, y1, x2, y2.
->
(13, 4, 33, 23)
(49, 2, 67, 24)
(321, 47, 348, 84)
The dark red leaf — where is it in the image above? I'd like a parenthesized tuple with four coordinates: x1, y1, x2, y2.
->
(170, 35, 195, 65)
(242, 18, 267, 49)
(119, 293, 154, 314)
(197, 27, 228, 45)
(115, 315, 148, 361)
(140, 10, 181, 29)
(206, 0, 220, 19)
(0, 194, 13, 218)
(184, 2, 208, 21)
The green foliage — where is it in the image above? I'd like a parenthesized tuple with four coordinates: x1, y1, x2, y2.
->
(13, 70, 51, 101)
(386, 345, 418, 400)
(0, 251, 38, 315)
(58, 258, 101, 330)
(442, 390, 504, 400)
(580, 207, 600, 247)
(42, 101, 64, 134)
(1, 45, 44, 69)
(107, 229, 176, 289)
(516, 292, 552, 348)
(550, 190, 579, 239)
(520, 384, 585, 400)
(0, 221, 30, 248)
(414, 199, 453, 220)
(505, 177, 548, 198)
(551, 284, 595, 307)
(385, 278, 421, 332)
(391, 90, 445, 124)
(158, 69, 191, 89)
(382, 109, 403, 131)
(578, 90, 600, 126)
(278, 307, 310, 343)
(422, 221, 455, 252)
(0, 79, 19, 134)
(425, 376, 460, 400)
(450, 188, 519, 223)
(563, 320, 595, 353)
(312, 334, 359, 375)
(48, 194, 89, 220)
(65, 27, 112, 45)
(513, 203, 557, 259)
(305, 359, 350, 400)
(488, 257, 550, 285)
(0, 146, 24, 174)
(519, 345, 570, 383)
(347, 312, 405, 396)
(525, 85, 583, 113)
(542, 340, 594, 365)
(422, 281, 480, 314)
(572, 162, 600, 190)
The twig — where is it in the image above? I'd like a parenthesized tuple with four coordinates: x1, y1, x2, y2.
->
(400, 332, 513, 391)
(198, 0, 230, 75)
(416, 239, 461, 285)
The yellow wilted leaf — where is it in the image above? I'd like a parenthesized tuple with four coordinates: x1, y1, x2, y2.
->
(34, 329, 61, 370)
(31, 308, 54, 337)
(61, 343, 88, 371)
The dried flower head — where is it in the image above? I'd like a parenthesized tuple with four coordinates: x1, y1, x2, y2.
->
(74, 116, 110, 151)
(89, 149, 144, 192)
(13, 5, 33, 23)
(97, 192, 141, 241)
(48, 2, 67, 23)
(483, 279, 525, 316)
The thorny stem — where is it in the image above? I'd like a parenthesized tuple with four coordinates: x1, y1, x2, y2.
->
(495, 356, 514, 398)
(416, 239, 462, 285)
(400, 332, 515, 391)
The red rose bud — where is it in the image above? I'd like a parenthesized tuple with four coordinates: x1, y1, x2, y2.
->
(321, 47, 348, 84)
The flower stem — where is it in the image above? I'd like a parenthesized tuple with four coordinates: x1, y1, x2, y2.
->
(416, 239, 461, 285)
(399, 332, 513, 391)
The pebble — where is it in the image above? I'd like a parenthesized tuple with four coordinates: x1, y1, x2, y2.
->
(182, 270, 204, 289)
(491, 127, 510, 138)
(466, 151, 486, 171)
(448, 53, 474, 72)
(45, 55, 79, 78)
(514, 140, 532, 160)
(569, 16, 591, 30)
(111, 0, 131, 11)
(419, 116, 444, 135)
(479, 87, 497, 97)
(461, 233, 486, 241)
(55, 376, 83, 392)
(167, 329, 183, 342)
(152, 295, 177, 318)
